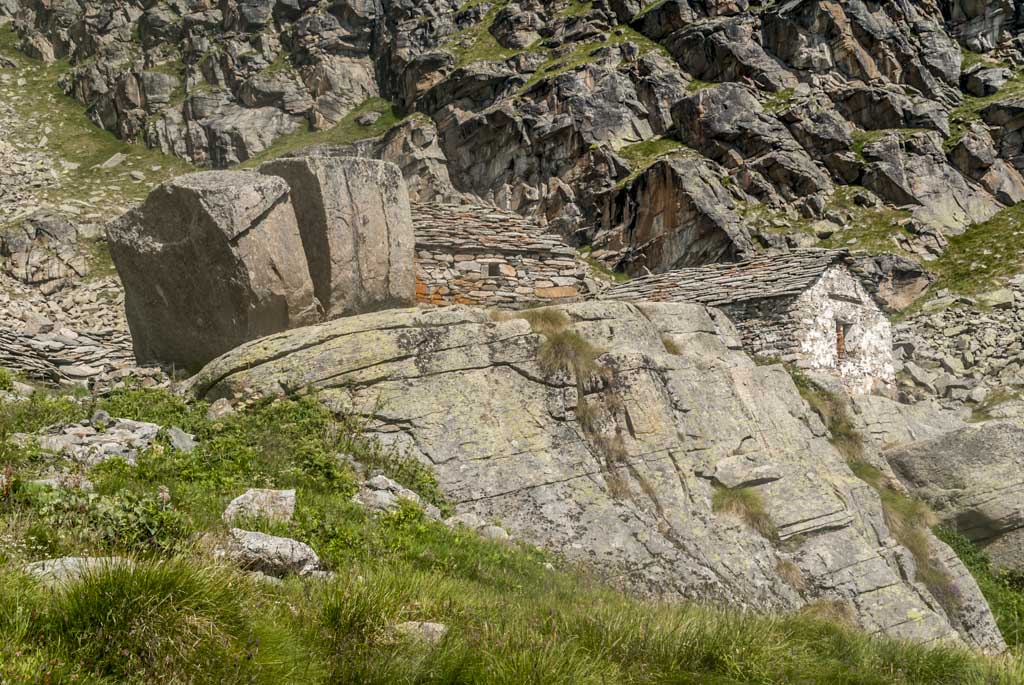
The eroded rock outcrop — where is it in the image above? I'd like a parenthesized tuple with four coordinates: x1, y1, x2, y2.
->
(886, 422, 1024, 573)
(186, 302, 1004, 652)
(591, 156, 754, 274)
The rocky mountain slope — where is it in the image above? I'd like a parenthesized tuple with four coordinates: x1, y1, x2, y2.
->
(5, 0, 1024, 293)
(5, 0, 1024, 678)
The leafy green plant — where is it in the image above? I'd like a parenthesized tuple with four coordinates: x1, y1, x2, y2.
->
(0, 368, 13, 391)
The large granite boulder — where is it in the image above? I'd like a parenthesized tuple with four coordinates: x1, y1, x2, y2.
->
(107, 171, 319, 370)
(186, 302, 1004, 652)
(885, 422, 1024, 572)
(260, 156, 414, 319)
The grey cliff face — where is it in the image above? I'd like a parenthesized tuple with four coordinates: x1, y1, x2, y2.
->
(7, 0, 1024, 281)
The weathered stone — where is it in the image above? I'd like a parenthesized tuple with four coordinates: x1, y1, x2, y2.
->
(886, 422, 1024, 573)
(24, 557, 132, 586)
(107, 171, 319, 370)
(223, 488, 296, 523)
(223, 528, 322, 577)
(258, 157, 414, 319)
(592, 156, 754, 275)
(393, 621, 448, 644)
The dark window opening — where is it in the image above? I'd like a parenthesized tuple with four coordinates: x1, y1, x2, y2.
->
(485, 263, 501, 277)
(836, 321, 852, 360)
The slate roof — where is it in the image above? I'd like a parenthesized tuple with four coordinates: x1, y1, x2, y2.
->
(412, 202, 576, 257)
(603, 249, 850, 307)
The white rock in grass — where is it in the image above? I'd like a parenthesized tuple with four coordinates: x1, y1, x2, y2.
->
(224, 528, 321, 578)
(222, 488, 296, 523)
(393, 621, 448, 644)
(353, 475, 441, 520)
(24, 557, 131, 586)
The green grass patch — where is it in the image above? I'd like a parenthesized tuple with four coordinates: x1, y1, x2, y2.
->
(0, 27, 194, 218)
(237, 97, 405, 169)
(444, 0, 522, 67)
(924, 202, 1024, 296)
(763, 87, 796, 114)
(2, 387, 1024, 681)
(711, 485, 777, 541)
(946, 66, 1024, 151)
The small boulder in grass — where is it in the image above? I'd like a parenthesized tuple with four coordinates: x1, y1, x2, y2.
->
(222, 528, 322, 578)
(24, 557, 132, 586)
(206, 397, 235, 421)
(223, 488, 296, 523)
(393, 621, 448, 645)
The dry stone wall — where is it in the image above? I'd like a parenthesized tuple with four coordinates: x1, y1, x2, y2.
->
(413, 202, 586, 308)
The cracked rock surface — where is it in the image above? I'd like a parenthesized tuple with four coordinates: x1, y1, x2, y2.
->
(186, 301, 1005, 652)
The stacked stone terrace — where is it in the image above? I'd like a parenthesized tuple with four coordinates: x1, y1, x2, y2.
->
(413, 202, 586, 308)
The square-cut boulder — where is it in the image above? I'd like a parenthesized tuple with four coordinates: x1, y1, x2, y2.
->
(107, 171, 319, 370)
(259, 156, 415, 319)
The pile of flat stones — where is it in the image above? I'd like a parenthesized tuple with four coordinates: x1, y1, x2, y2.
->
(894, 278, 1024, 404)
(0, 95, 60, 224)
(0, 270, 162, 388)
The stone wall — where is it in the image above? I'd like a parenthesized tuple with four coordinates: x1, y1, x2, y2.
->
(719, 296, 800, 361)
(721, 266, 894, 393)
(792, 265, 896, 394)
(415, 248, 585, 308)
(412, 201, 587, 309)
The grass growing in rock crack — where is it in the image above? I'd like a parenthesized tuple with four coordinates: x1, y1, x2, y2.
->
(846, 459, 957, 614)
(787, 366, 864, 460)
(939, 528, 1024, 649)
(711, 484, 778, 541)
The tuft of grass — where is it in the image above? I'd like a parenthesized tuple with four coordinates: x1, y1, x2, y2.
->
(0, 368, 12, 392)
(11, 559, 318, 683)
(777, 559, 806, 593)
(512, 307, 571, 336)
(711, 485, 778, 541)
(787, 366, 864, 461)
(538, 329, 601, 381)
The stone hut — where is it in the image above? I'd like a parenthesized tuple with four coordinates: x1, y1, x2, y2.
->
(603, 249, 895, 392)
(413, 202, 586, 308)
